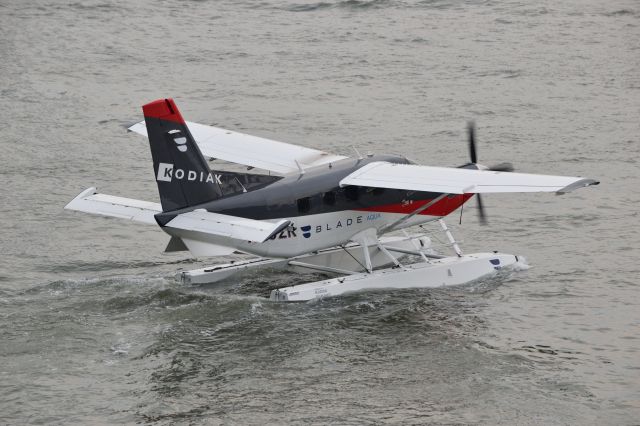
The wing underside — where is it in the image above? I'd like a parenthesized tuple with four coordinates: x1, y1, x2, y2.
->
(340, 162, 599, 194)
(164, 210, 290, 243)
(65, 188, 291, 248)
(65, 187, 162, 225)
(128, 120, 346, 175)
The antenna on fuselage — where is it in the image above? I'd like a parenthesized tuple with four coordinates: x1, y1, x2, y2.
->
(294, 159, 305, 177)
(352, 146, 363, 160)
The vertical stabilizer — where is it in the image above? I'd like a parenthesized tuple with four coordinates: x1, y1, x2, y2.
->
(143, 98, 222, 211)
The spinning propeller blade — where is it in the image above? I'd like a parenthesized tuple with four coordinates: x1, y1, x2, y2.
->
(476, 194, 488, 226)
(465, 122, 515, 225)
(467, 121, 478, 164)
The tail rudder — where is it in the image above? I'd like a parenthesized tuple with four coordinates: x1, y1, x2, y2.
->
(143, 99, 222, 211)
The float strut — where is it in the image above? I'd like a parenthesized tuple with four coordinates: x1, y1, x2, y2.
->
(377, 243, 403, 268)
(402, 229, 431, 263)
(438, 219, 463, 257)
(362, 244, 373, 273)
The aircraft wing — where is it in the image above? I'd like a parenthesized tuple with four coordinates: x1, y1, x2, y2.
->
(340, 162, 599, 194)
(128, 120, 346, 175)
(66, 188, 291, 243)
(164, 210, 291, 243)
(65, 187, 162, 225)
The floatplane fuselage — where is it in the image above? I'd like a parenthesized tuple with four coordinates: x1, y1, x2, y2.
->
(155, 153, 473, 259)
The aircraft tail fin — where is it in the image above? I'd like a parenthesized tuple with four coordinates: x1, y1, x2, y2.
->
(143, 98, 224, 212)
(143, 99, 282, 212)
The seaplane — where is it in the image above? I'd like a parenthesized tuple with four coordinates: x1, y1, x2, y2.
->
(65, 98, 599, 301)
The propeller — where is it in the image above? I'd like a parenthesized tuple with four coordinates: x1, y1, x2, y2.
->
(465, 122, 515, 225)
(468, 122, 478, 164)
(466, 122, 514, 173)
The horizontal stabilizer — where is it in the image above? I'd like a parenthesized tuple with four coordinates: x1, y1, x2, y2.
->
(341, 162, 599, 194)
(65, 188, 161, 225)
(165, 209, 291, 243)
(129, 120, 346, 175)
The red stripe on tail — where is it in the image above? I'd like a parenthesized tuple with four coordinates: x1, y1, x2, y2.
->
(142, 98, 185, 124)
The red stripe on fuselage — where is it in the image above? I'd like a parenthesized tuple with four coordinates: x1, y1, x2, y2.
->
(142, 98, 185, 124)
(355, 194, 474, 216)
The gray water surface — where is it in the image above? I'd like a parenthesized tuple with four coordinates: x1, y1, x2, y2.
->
(1, 0, 639, 424)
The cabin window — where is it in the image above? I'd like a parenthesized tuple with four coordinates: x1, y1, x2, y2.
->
(323, 191, 336, 205)
(366, 187, 385, 196)
(297, 197, 311, 213)
(345, 186, 359, 201)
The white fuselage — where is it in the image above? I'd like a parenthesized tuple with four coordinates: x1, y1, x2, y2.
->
(163, 210, 441, 258)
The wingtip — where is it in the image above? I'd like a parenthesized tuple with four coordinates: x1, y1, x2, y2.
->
(122, 121, 140, 132)
(556, 179, 600, 195)
(65, 187, 97, 210)
(262, 220, 292, 242)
